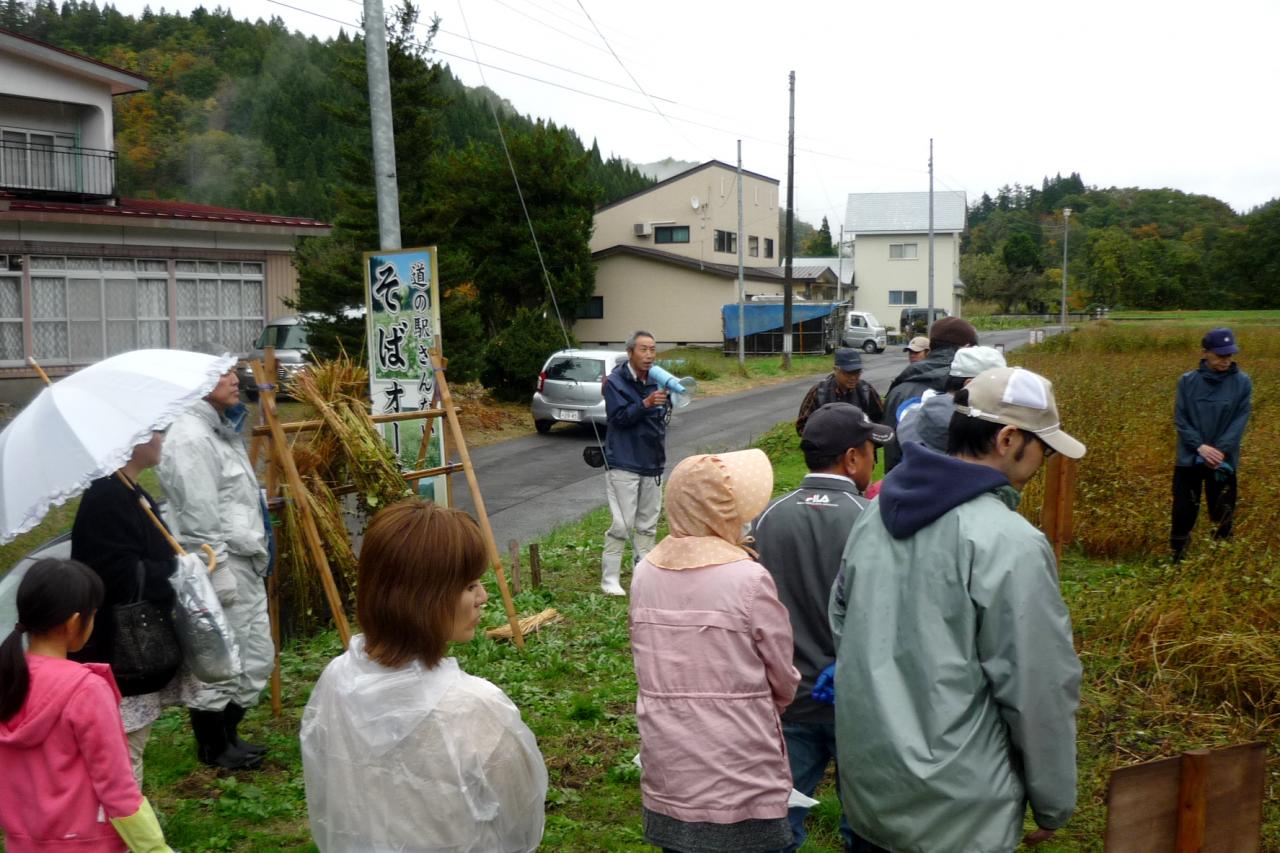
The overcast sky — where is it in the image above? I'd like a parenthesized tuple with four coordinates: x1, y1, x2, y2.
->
(111, 0, 1279, 230)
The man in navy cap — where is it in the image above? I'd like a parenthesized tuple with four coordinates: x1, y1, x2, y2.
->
(1171, 327, 1252, 561)
(795, 348, 884, 435)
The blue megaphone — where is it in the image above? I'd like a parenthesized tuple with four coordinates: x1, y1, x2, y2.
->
(648, 363, 697, 408)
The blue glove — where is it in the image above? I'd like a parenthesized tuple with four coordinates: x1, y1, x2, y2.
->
(811, 663, 836, 705)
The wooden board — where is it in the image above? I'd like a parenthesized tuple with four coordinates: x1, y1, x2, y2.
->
(1104, 743, 1265, 852)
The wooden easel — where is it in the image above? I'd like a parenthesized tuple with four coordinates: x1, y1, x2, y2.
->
(249, 344, 527, 714)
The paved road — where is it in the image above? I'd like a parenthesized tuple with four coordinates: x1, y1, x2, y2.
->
(454, 328, 1049, 546)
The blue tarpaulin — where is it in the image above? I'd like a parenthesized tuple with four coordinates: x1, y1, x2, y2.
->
(722, 303, 836, 340)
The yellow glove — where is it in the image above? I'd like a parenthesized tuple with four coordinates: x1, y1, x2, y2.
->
(109, 797, 174, 853)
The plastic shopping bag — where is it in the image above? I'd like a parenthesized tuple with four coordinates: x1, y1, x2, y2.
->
(169, 551, 241, 683)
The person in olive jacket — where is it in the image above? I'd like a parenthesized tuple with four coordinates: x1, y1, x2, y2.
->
(1171, 327, 1252, 561)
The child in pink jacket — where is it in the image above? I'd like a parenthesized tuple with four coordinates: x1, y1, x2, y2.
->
(0, 559, 171, 853)
(630, 450, 801, 853)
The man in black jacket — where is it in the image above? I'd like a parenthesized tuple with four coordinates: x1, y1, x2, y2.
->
(600, 330, 668, 595)
(881, 316, 978, 472)
(751, 403, 892, 852)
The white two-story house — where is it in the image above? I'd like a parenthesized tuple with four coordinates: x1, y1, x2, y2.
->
(0, 28, 329, 400)
(845, 191, 966, 333)
(577, 160, 836, 347)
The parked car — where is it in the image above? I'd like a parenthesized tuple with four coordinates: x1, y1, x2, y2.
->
(841, 309, 887, 353)
(236, 315, 313, 401)
(531, 348, 626, 433)
(899, 307, 950, 337)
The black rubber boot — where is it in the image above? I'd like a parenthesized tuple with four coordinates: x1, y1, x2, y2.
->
(223, 702, 267, 757)
(189, 708, 262, 770)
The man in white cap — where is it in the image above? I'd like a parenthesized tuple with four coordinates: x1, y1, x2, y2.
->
(896, 345, 1007, 454)
(830, 367, 1085, 853)
(903, 335, 930, 364)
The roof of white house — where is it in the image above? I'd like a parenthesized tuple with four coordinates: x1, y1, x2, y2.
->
(0, 28, 149, 95)
(597, 160, 779, 213)
(845, 191, 967, 234)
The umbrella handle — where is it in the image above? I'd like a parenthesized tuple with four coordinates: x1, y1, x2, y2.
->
(27, 357, 52, 387)
(200, 544, 217, 574)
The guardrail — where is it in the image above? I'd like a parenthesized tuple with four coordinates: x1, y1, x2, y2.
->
(0, 139, 116, 199)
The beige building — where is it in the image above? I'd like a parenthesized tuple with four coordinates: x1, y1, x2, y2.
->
(579, 160, 834, 346)
(0, 28, 328, 396)
(845, 191, 966, 334)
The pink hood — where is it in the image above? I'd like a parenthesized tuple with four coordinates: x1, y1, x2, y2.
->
(0, 656, 135, 852)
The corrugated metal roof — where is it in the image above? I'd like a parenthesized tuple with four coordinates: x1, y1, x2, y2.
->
(591, 246, 832, 282)
(791, 256, 854, 285)
(845, 191, 967, 234)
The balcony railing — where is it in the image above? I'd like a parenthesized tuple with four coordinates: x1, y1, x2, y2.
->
(0, 139, 116, 200)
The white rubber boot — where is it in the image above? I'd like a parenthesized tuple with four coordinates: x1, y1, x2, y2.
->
(600, 557, 626, 596)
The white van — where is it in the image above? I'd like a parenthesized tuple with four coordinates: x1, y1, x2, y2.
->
(842, 310, 887, 353)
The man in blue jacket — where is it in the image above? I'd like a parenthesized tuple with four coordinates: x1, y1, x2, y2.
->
(600, 330, 668, 595)
(1171, 327, 1252, 561)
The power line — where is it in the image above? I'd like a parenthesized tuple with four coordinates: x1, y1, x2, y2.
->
(572, 0, 703, 155)
(264, 0, 359, 30)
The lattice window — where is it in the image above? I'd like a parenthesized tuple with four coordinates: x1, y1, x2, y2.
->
(0, 274, 21, 362)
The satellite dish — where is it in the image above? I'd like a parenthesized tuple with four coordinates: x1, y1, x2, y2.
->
(690, 195, 701, 210)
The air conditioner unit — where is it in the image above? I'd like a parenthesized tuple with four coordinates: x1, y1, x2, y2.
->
(634, 222, 652, 237)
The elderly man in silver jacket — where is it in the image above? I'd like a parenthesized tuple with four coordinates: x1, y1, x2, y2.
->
(159, 368, 272, 771)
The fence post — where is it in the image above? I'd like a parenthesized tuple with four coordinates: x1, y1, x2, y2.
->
(1041, 455, 1077, 562)
(529, 543, 542, 589)
(507, 539, 522, 595)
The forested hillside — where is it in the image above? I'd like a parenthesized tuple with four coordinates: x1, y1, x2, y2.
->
(962, 173, 1279, 312)
(1, 0, 653, 385)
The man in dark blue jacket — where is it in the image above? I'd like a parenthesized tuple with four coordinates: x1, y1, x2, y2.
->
(600, 330, 668, 595)
(1171, 327, 1252, 561)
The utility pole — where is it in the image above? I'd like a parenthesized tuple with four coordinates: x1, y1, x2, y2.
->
(783, 70, 796, 370)
(837, 224, 844, 303)
(1061, 207, 1072, 330)
(364, 0, 401, 251)
(736, 140, 745, 370)
(927, 138, 934, 325)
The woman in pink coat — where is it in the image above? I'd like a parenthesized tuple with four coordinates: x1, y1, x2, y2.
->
(629, 449, 800, 853)
(0, 559, 170, 852)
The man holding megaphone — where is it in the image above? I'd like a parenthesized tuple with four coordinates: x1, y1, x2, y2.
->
(599, 330, 669, 596)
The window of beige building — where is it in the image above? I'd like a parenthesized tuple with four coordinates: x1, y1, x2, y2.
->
(655, 225, 690, 244)
(713, 230, 737, 253)
(889, 290, 918, 305)
(748, 236, 759, 257)
(889, 242, 919, 260)
(764, 238, 775, 259)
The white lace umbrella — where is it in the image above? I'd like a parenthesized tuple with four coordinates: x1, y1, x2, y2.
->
(0, 349, 235, 544)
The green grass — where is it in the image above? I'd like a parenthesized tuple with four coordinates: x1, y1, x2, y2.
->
(1106, 308, 1280, 324)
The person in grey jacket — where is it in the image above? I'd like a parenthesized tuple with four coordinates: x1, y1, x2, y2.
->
(1171, 327, 1252, 561)
(751, 403, 892, 853)
(830, 367, 1085, 853)
(158, 369, 272, 771)
(881, 317, 978, 472)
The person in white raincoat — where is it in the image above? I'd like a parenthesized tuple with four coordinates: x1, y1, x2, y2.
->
(301, 499, 547, 853)
(157, 369, 272, 770)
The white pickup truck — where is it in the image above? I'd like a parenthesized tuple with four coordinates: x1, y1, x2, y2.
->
(841, 310, 887, 353)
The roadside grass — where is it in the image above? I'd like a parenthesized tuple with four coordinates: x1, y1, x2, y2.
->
(1107, 309, 1280, 324)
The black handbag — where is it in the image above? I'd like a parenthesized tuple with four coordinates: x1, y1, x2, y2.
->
(110, 560, 182, 695)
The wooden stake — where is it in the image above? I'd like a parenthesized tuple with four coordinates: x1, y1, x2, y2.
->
(261, 346, 284, 718)
(251, 359, 352, 648)
(508, 540, 522, 595)
(1175, 749, 1209, 853)
(430, 347, 525, 649)
(529, 543, 541, 589)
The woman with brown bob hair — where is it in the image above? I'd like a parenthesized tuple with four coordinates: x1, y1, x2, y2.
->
(300, 500, 547, 852)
